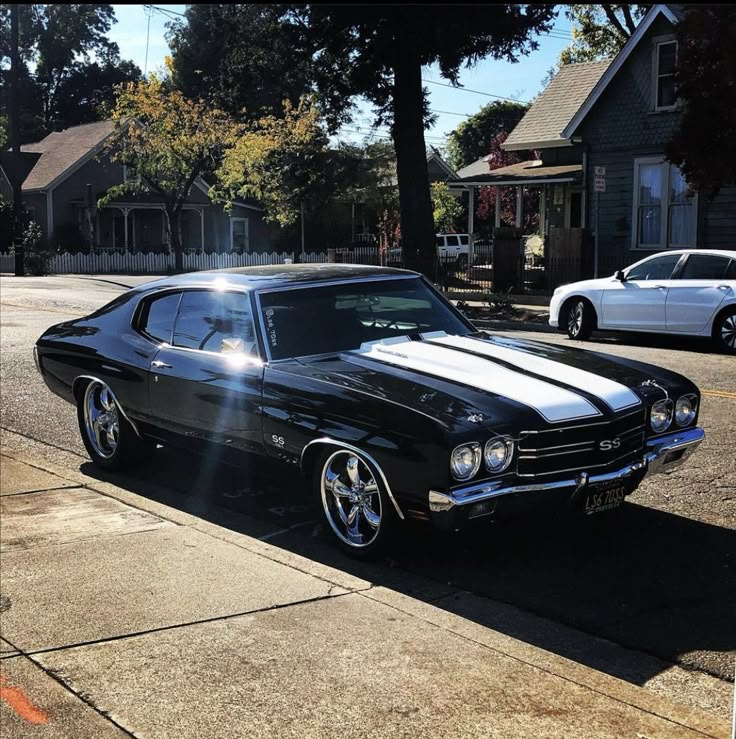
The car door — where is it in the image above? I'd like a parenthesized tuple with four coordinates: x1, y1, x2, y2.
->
(599, 253, 682, 330)
(147, 289, 264, 453)
(665, 253, 736, 333)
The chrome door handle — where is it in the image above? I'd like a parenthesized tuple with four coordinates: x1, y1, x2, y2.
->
(151, 360, 172, 369)
(655, 285, 667, 290)
(718, 285, 731, 290)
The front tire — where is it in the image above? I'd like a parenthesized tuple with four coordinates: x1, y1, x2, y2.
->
(713, 307, 736, 354)
(564, 298, 595, 340)
(77, 379, 152, 471)
(314, 448, 397, 557)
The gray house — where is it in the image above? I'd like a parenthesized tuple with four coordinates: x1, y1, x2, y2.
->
(0, 120, 275, 253)
(452, 4, 735, 277)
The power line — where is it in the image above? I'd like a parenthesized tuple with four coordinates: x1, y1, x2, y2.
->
(421, 79, 529, 104)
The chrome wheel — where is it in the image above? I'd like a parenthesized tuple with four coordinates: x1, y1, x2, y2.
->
(721, 314, 736, 349)
(320, 450, 382, 548)
(568, 301, 584, 337)
(83, 381, 120, 459)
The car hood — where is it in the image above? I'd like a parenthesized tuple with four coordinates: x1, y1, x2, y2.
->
(275, 333, 697, 435)
(557, 276, 618, 293)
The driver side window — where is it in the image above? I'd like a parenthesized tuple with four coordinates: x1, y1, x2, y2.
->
(172, 290, 257, 355)
(626, 254, 681, 281)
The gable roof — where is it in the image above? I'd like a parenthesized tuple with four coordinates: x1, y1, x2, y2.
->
(426, 146, 457, 179)
(502, 60, 611, 151)
(19, 120, 115, 191)
(562, 4, 680, 139)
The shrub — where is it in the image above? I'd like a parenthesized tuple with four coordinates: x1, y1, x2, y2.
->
(485, 286, 515, 314)
(23, 221, 49, 275)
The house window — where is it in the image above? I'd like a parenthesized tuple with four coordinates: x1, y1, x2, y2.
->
(633, 158, 697, 249)
(654, 40, 677, 110)
(230, 217, 249, 253)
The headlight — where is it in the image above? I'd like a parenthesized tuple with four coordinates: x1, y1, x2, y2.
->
(675, 394, 697, 427)
(484, 437, 514, 473)
(650, 399, 673, 433)
(450, 443, 481, 481)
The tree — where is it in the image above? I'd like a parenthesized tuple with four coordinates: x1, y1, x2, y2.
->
(446, 101, 529, 171)
(299, 5, 555, 275)
(101, 77, 241, 271)
(666, 6, 736, 197)
(214, 98, 332, 230)
(559, 5, 649, 64)
(0, 4, 140, 139)
(166, 5, 326, 125)
(431, 182, 464, 233)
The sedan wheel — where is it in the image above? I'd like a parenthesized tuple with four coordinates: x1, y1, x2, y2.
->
(565, 299, 594, 340)
(77, 379, 152, 470)
(319, 449, 388, 553)
(714, 310, 736, 354)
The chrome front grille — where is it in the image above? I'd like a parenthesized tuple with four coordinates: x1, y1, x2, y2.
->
(517, 408, 647, 478)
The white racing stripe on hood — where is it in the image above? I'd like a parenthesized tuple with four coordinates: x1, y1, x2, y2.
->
(355, 339, 601, 423)
(434, 335, 641, 412)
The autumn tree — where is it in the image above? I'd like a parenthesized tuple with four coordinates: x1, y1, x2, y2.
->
(446, 101, 529, 171)
(101, 77, 241, 271)
(666, 5, 736, 197)
(214, 99, 332, 231)
(559, 5, 650, 64)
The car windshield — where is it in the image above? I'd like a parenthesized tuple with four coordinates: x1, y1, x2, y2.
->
(259, 277, 472, 360)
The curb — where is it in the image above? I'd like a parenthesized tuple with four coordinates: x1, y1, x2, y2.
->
(472, 318, 558, 334)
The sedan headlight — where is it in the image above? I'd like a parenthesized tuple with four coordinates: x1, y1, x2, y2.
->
(484, 437, 514, 473)
(650, 399, 673, 433)
(675, 394, 697, 427)
(450, 443, 481, 481)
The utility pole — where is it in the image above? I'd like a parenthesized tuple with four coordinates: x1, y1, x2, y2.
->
(9, 4, 24, 276)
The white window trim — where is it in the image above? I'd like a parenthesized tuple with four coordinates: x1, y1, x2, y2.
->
(230, 217, 249, 252)
(631, 157, 698, 251)
(653, 38, 678, 112)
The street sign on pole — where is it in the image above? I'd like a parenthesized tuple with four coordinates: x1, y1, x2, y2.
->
(594, 166, 606, 177)
(594, 177, 606, 193)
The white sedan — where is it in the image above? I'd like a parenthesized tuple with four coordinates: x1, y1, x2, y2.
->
(549, 249, 736, 353)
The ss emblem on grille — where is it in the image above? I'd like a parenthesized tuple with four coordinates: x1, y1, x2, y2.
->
(599, 438, 622, 451)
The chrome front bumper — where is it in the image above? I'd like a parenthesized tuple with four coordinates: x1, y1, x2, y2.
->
(428, 427, 704, 518)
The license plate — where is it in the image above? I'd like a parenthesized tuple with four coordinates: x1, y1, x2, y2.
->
(583, 483, 627, 515)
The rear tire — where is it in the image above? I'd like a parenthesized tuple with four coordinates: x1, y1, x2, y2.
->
(563, 298, 595, 340)
(712, 307, 736, 354)
(313, 447, 398, 558)
(76, 379, 153, 471)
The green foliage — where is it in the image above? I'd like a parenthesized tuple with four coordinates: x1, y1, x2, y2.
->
(214, 99, 331, 228)
(431, 182, 464, 233)
(446, 101, 528, 170)
(485, 286, 515, 315)
(0, 4, 141, 139)
(559, 5, 649, 64)
(666, 6, 736, 197)
(23, 220, 48, 275)
(0, 115, 7, 150)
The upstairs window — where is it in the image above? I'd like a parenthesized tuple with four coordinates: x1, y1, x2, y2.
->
(655, 40, 677, 110)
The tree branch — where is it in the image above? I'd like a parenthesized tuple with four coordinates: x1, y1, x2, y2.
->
(602, 5, 631, 40)
(621, 5, 637, 34)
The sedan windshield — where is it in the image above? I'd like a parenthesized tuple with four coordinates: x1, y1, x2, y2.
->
(259, 277, 472, 360)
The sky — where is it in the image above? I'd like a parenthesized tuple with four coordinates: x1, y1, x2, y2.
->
(109, 4, 574, 150)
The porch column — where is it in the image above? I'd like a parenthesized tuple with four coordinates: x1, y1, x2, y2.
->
(467, 187, 475, 236)
(121, 207, 130, 250)
(539, 186, 546, 236)
(494, 188, 501, 228)
(131, 209, 136, 251)
(199, 208, 205, 250)
(515, 186, 523, 229)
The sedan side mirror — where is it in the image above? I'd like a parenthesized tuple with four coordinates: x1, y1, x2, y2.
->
(614, 270, 626, 282)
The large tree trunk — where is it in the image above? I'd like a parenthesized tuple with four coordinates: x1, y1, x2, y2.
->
(392, 42, 437, 278)
(166, 206, 184, 272)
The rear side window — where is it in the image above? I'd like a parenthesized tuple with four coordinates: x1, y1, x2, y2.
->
(140, 292, 181, 344)
(445, 235, 460, 247)
(459, 235, 469, 245)
(727, 260, 736, 279)
(679, 254, 732, 280)
(626, 254, 680, 281)
(435, 236, 444, 247)
(172, 290, 256, 354)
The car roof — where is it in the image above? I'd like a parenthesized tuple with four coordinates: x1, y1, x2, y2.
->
(133, 263, 419, 294)
(637, 248, 736, 260)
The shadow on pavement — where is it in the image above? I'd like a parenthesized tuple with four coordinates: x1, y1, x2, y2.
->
(80, 445, 736, 686)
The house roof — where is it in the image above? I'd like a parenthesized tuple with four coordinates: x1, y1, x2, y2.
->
(502, 61, 612, 151)
(562, 4, 680, 139)
(452, 160, 582, 186)
(19, 120, 115, 191)
(426, 146, 457, 180)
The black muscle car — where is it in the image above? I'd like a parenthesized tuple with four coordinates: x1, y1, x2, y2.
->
(34, 265, 705, 554)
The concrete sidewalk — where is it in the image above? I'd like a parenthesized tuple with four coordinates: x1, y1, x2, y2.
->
(0, 451, 731, 738)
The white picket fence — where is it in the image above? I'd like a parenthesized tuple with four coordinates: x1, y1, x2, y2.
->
(34, 250, 330, 275)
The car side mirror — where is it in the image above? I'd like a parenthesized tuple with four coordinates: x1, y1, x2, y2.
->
(614, 270, 626, 282)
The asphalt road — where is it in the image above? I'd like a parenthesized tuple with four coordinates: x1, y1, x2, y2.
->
(1, 275, 734, 697)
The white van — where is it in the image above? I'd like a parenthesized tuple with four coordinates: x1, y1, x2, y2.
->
(436, 234, 472, 267)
